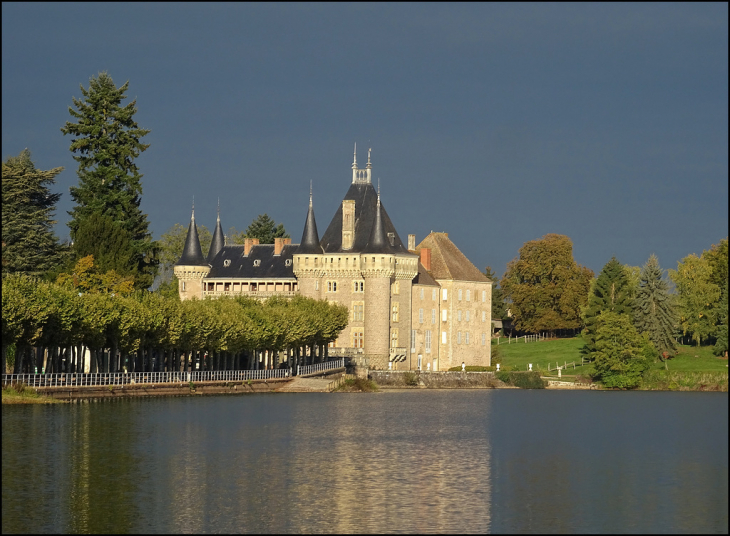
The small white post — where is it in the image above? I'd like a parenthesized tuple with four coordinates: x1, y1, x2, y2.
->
(388, 362, 392, 370)
(529, 363, 532, 371)
(462, 362, 466, 372)
(558, 367, 562, 378)
(496, 363, 500, 371)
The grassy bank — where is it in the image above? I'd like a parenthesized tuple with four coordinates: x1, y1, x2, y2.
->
(333, 378, 379, 392)
(639, 370, 728, 391)
(2, 384, 65, 404)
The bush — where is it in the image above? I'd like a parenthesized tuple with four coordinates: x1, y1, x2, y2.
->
(491, 345, 503, 365)
(447, 365, 492, 372)
(496, 371, 510, 383)
(496, 371, 545, 389)
(403, 372, 419, 386)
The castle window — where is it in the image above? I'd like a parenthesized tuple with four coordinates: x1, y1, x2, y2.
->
(458, 289, 462, 301)
(391, 329, 399, 348)
(432, 289, 437, 301)
(392, 281, 399, 294)
(442, 310, 447, 322)
(431, 309, 436, 324)
(482, 333, 486, 346)
(181, 281, 186, 291)
(420, 288, 424, 300)
(442, 289, 448, 301)
(353, 281, 364, 293)
(465, 332, 470, 345)
(466, 290, 470, 301)
(285, 259, 292, 266)
(457, 310, 462, 322)
(419, 308, 424, 324)
(387, 232, 395, 246)
(482, 290, 486, 302)
(392, 303, 399, 322)
(253, 259, 261, 267)
(352, 330, 364, 348)
(352, 303, 364, 321)
(466, 310, 470, 322)
(315, 280, 319, 291)
(457, 331, 462, 344)
(425, 330, 432, 353)
(327, 281, 337, 292)
(482, 311, 486, 322)
(411, 330, 416, 352)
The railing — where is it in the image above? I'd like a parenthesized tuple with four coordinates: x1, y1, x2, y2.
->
(328, 374, 356, 391)
(327, 347, 364, 358)
(202, 290, 298, 298)
(2, 369, 292, 388)
(297, 358, 345, 377)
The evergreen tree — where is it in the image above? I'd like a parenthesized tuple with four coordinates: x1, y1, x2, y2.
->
(2, 149, 66, 276)
(61, 72, 157, 289)
(73, 213, 136, 276)
(582, 257, 635, 357)
(713, 280, 728, 357)
(484, 266, 508, 321)
(591, 312, 653, 389)
(235, 214, 289, 244)
(634, 255, 677, 362)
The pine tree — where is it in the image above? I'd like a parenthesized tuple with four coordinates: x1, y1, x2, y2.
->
(61, 72, 157, 289)
(484, 266, 508, 321)
(582, 257, 635, 356)
(235, 214, 289, 244)
(634, 255, 677, 361)
(2, 149, 66, 276)
(73, 213, 136, 276)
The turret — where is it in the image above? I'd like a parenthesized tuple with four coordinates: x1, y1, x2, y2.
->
(174, 203, 210, 300)
(293, 187, 324, 299)
(207, 202, 225, 263)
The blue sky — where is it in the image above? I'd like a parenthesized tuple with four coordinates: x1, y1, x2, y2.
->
(2, 3, 727, 278)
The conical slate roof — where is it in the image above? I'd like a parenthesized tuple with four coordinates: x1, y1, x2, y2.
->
(319, 182, 411, 254)
(175, 210, 207, 266)
(297, 195, 324, 254)
(363, 197, 394, 254)
(207, 213, 225, 263)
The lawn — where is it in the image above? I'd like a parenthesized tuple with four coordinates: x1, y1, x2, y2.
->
(495, 337, 728, 377)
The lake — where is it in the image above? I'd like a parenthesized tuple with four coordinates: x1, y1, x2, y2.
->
(2, 390, 727, 533)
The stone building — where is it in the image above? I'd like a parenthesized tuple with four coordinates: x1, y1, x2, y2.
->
(175, 148, 491, 370)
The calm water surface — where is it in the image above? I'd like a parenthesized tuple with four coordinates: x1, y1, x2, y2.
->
(2, 390, 728, 533)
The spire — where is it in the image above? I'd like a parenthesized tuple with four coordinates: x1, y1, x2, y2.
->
(176, 204, 207, 266)
(207, 201, 225, 263)
(363, 182, 392, 254)
(298, 186, 324, 254)
(352, 142, 357, 169)
(367, 147, 372, 169)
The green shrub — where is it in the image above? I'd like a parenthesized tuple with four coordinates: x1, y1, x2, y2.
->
(491, 345, 503, 365)
(496, 371, 510, 383)
(403, 372, 419, 386)
(447, 365, 492, 372)
(508, 371, 546, 389)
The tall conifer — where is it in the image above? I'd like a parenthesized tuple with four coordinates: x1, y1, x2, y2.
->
(634, 255, 677, 359)
(582, 257, 635, 356)
(61, 72, 157, 289)
(1, 150, 65, 276)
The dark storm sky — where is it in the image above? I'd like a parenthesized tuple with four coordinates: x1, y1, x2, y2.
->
(2, 3, 727, 277)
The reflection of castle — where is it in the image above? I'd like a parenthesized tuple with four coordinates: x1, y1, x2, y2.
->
(175, 148, 491, 370)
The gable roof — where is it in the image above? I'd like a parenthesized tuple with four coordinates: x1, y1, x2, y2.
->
(412, 262, 439, 286)
(207, 244, 297, 279)
(319, 182, 411, 254)
(416, 232, 489, 283)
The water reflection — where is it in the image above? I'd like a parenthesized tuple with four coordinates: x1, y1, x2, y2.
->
(2, 391, 727, 534)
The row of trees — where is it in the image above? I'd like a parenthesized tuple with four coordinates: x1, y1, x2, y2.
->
(3, 260, 348, 375)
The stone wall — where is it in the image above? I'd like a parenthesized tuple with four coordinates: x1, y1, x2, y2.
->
(370, 370, 499, 389)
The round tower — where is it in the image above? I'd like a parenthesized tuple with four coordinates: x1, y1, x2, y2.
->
(293, 187, 324, 299)
(174, 205, 210, 300)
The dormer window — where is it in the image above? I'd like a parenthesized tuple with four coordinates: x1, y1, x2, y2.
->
(387, 232, 395, 246)
(253, 259, 261, 267)
(285, 259, 292, 267)
(223, 259, 231, 267)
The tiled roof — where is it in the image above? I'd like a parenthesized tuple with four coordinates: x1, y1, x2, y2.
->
(412, 262, 439, 286)
(207, 244, 297, 279)
(416, 232, 489, 283)
(176, 214, 208, 266)
(320, 182, 411, 254)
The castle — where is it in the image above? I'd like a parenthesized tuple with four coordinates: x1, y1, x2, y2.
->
(174, 148, 492, 371)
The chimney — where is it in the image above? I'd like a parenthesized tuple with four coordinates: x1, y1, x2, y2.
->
(274, 237, 284, 255)
(244, 238, 260, 256)
(420, 248, 431, 271)
(283, 238, 292, 245)
(407, 234, 416, 251)
(342, 200, 355, 250)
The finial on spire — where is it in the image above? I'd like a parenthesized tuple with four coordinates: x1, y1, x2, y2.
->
(352, 142, 358, 169)
(377, 178, 381, 206)
(368, 148, 371, 164)
(192, 196, 195, 220)
(309, 180, 313, 208)
(217, 198, 220, 222)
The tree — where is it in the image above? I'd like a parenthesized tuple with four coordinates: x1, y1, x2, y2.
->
(73, 212, 136, 276)
(61, 71, 157, 289)
(582, 257, 636, 356)
(633, 255, 677, 364)
(703, 238, 728, 290)
(484, 266, 508, 321)
(2, 149, 66, 276)
(233, 214, 289, 244)
(500, 234, 593, 335)
(713, 280, 728, 357)
(591, 312, 653, 389)
(670, 254, 721, 346)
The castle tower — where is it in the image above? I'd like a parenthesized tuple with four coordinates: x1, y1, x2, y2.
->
(351, 144, 372, 184)
(293, 186, 324, 299)
(174, 204, 211, 300)
(361, 190, 395, 369)
(207, 202, 225, 263)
